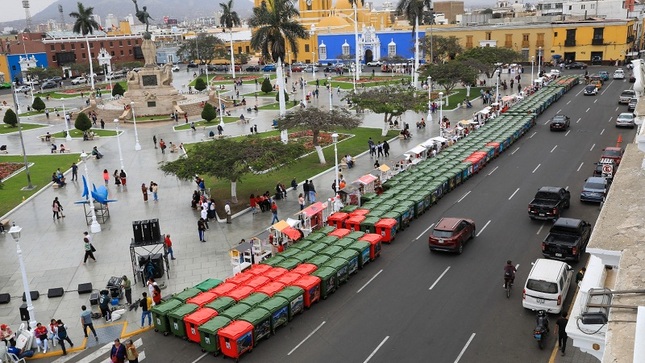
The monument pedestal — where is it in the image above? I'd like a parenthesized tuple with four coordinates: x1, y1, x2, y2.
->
(123, 64, 185, 119)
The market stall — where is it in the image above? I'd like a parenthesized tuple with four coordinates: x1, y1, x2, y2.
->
(269, 219, 304, 253)
(229, 237, 273, 274)
(296, 201, 331, 233)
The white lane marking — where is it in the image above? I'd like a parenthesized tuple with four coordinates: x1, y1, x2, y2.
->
(615, 106, 619, 112)
(508, 188, 520, 200)
(529, 131, 537, 138)
(429, 266, 451, 290)
(543, 119, 549, 125)
(566, 100, 571, 105)
(594, 99, 598, 104)
(565, 130, 570, 136)
(608, 116, 613, 123)
(288, 321, 326, 355)
(532, 164, 541, 173)
(550, 145, 557, 153)
(590, 143, 596, 151)
(575, 88, 584, 96)
(536, 223, 544, 235)
(357, 269, 383, 293)
(577, 162, 584, 172)
(511, 147, 520, 155)
(557, 109, 562, 113)
(416, 223, 435, 240)
(576, 117, 581, 124)
(516, 264, 520, 269)
(488, 166, 499, 175)
(457, 191, 471, 203)
(600, 128, 605, 135)
(189, 353, 207, 363)
(454, 333, 476, 363)
(76, 343, 113, 363)
(586, 107, 590, 112)
(363, 336, 390, 363)
(476, 220, 491, 237)
(565, 185, 569, 190)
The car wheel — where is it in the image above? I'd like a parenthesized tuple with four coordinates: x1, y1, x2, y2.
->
(457, 243, 463, 254)
(471, 229, 476, 240)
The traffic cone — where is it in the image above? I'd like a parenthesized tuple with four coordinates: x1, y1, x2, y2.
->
(617, 134, 623, 146)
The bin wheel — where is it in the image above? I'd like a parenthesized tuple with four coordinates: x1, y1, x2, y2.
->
(163, 332, 168, 336)
(182, 336, 187, 341)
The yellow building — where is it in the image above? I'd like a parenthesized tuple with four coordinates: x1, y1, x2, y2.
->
(0, 54, 10, 83)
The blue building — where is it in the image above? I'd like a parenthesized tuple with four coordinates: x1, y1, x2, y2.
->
(7, 53, 49, 83)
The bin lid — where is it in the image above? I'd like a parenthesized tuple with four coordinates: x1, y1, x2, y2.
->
(324, 257, 349, 270)
(291, 250, 315, 262)
(262, 267, 289, 281)
(346, 215, 366, 224)
(218, 320, 254, 339)
(194, 278, 222, 292)
(198, 316, 232, 334)
(246, 264, 272, 276)
(259, 254, 286, 266)
(275, 258, 300, 271)
(274, 286, 304, 301)
(224, 286, 255, 302)
(320, 245, 343, 257)
(279, 247, 302, 259)
(205, 297, 236, 313)
(209, 282, 237, 296)
(226, 272, 254, 286)
(220, 303, 254, 320)
(187, 292, 218, 307)
(185, 307, 218, 325)
(275, 272, 303, 286)
(317, 225, 337, 234)
(303, 232, 326, 242)
(151, 298, 183, 314)
(334, 238, 355, 249)
(318, 236, 339, 246)
(340, 204, 358, 213)
(346, 231, 366, 240)
(312, 266, 337, 279)
(350, 241, 372, 251)
(294, 240, 313, 251)
(244, 276, 271, 290)
(168, 303, 199, 319)
(291, 263, 318, 275)
(375, 218, 398, 228)
(292, 275, 321, 290)
(328, 212, 349, 221)
(305, 243, 327, 254)
(255, 281, 286, 297)
(328, 228, 351, 238)
(172, 288, 202, 303)
(239, 307, 271, 325)
(336, 249, 359, 261)
(258, 296, 289, 312)
(306, 255, 331, 267)
(239, 292, 270, 308)
(361, 216, 380, 225)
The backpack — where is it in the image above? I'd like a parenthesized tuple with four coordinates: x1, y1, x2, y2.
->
(57, 325, 67, 339)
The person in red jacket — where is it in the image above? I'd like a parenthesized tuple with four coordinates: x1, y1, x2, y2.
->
(34, 322, 49, 353)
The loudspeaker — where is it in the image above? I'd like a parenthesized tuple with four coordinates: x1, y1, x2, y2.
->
(0, 293, 10, 304)
(89, 292, 99, 306)
(138, 253, 164, 279)
(132, 221, 144, 243)
(78, 282, 93, 294)
(149, 219, 161, 241)
(141, 220, 152, 241)
(19, 303, 29, 321)
(22, 291, 39, 302)
(47, 288, 64, 298)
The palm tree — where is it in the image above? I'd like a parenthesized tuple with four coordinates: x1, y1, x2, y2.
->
(219, 0, 241, 79)
(348, 0, 364, 81)
(396, 0, 432, 90)
(249, 0, 309, 142)
(69, 2, 100, 90)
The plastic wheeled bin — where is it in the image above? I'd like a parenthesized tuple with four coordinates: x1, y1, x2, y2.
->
(346, 230, 365, 240)
(328, 228, 351, 239)
(218, 320, 254, 360)
(167, 303, 198, 338)
(262, 267, 288, 281)
(198, 316, 231, 355)
(334, 237, 356, 250)
(274, 286, 304, 320)
(275, 271, 303, 286)
(209, 282, 237, 297)
(294, 240, 313, 251)
(194, 278, 222, 292)
(255, 281, 286, 297)
(349, 241, 372, 268)
(275, 258, 300, 271)
(278, 247, 302, 259)
(324, 257, 350, 284)
(375, 218, 398, 243)
(172, 288, 201, 303)
(226, 272, 253, 286)
(291, 249, 315, 263)
(258, 296, 290, 334)
(239, 307, 272, 344)
(224, 285, 254, 302)
(336, 249, 359, 275)
(243, 276, 271, 290)
(184, 307, 218, 343)
(259, 254, 285, 267)
(311, 266, 338, 300)
(327, 212, 349, 228)
(303, 232, 326, 242)
(317, 225, 337, 234)
(306, 255, 330, 267)
(204, 296, 236, 314)
(305, 242, 328, 255)
(291, 263, 317, 275)
(186, 292, 217, 308)
(320, 245, 343, 258)
(239, 292, 270, 309)
(360, 216, 380, 233)
(151, 298, 183, 336)
(220, 303, 254, 320)
(318, 236, 339, 246)
(292, 275, 321, 308)
(345, 215, 365, 232)
(247, 264, 272, 276)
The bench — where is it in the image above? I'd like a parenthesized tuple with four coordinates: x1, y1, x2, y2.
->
(41, 136, 56, 142)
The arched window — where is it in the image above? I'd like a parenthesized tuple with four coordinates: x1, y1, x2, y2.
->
(319, 41, 327, 60)
(388, 39, 396, 57)
(342, 40, 350, 56)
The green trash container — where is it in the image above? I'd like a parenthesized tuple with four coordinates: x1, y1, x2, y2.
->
(198, 316, 231, 355)
(278, 247, 302, 259)
(172, 288, 201, 303)
(194, 278, 222, 292)
(340, 204, 358, 213)
(257, 296, 290, 334)
(317, 225, 337, 234)
(204, 297, 236, 314)
(335, 249, 359, 275)
(304, 232, 326, 242)
(295, 240, 313, 251)
(334, 237, 355, 250)
(168, 303, 198, 338)
(239, 307, 272, 343)
(220, 303, 253, 320)
(306, 243, 328, 255)
(239, 292, 270, 309)
(319, 236, 339, 246)
(360, 216, 380, 233)
(274, 286, 305, 320)
(346, 231, 365, 241)
(306, 254, 330, 267)
(291, 249, 315, 263)
(260, 254, 286, 267)
(348, 241, 371, 269)
(324, 258, 350, 284)
(151, 299, 183, 335)
(275, 258, 300, 271)
(320, 245, 343, 258)
(311, 266, 338, 300)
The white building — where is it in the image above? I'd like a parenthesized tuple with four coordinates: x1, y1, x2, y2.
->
(536, 0, 629, 18)
(105, 14, 118, 31)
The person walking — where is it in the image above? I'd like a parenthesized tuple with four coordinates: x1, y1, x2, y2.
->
(270, 201, 279, 224)
(383, 140, 390, 157)
(125, 339, 139, 363)
(83, 237, 96, 264)
(103, 169, 110, 186)
(303, 179, 310, 203)
(121, 275, 132, 305)
(308, 180, 317, 203)
(56, 320, 73, 356)
(164, 234, 176, 260)
(118, 170, 127, 186)
(151, 182, 158, 201)
(153, 135, 157, 149)
(71, 162, 78, 181)
(201, 205, 210, 229)
(80, 305, 98, 341)
(52, 197, 64, 220)
(113, 170, 121, 186)
(100, 119, 105, 129)
(291, 178, 298, 195)
(376, 142, 384, 158)
(197, 218, 207, 242)
(139, 292, 152, 327)
(368, 138, 375, 157)
(141, 183, 148, 202)
(110, 339, 126, 363)
(225, 202, 232, 224)
(159, 139, 166, 154)
(556, 313, 569, 356)
(298, 193, 305, 211)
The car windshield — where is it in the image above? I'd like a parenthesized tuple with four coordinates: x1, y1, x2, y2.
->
(603, 149, 622, 157)
(585, 182, 605, 190)
(432, 230, 455, 238)
(552, 116, 566, 122)
(585, 86, 596, 91)
(527, 279, 558, 294)
(618, 115, 633, 120)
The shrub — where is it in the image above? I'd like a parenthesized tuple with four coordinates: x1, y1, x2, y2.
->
(261, 77, 272, 94)
(201, 102, 217, 123)
(74, 112, 92, 132)
(32, 97, 46, 112)
(194, 78, 207, 92)
(3, 109, 17, 127)
(112, 83, 125, 97)
(275, 90, 289, 102)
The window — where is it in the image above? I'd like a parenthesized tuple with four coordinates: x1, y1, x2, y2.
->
(580, 4, 585, 9)
(568, 5, 572, 10)
(61, 44, 65, 50)
(388, 39, 396, 57)
(127, 40, 131, 45)
(90, 42, 93, 49)
(82, 53, 86, 59)
(342, 40, 350, 56)
(128, 49, 132, 55)
(466, 35, 473, 49)
(111, 51, 115, 56)
(120, 50, 124, 56)
(554, 32, 558, 37)
(79, 43, 83, 49)
(238, 46, 242, 53)
(304, 44, 310, 52)
(52, 55, 56, 62)
(319, 41, 327, 60)
(485, 32, 491, 40)
(523, 34, 529, 42)
(109, 41, 113, 47)
(245, 46, 250, 53)
(505, 34, 512, 48)
(119, 41, 123, 47)
(100, 42, 104, 48)
(537, 33, 545, 47)
(50, 45, 55, 51)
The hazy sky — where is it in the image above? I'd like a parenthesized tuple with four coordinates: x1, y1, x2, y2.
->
(2, 0, 53, 23)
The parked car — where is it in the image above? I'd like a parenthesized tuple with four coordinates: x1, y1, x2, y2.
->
(304, 65, 319, 73)
(106, 72, 125, 80)
(187, 62, 199, 68)
(528, 187, 571, 220)
(619, 89, 635, 104)
(600, 146, 624, 166)
(14, 85, 31, 93)
(40, 81, 57, 90)
(262, 64, 277, 72)
(628, 97, 637, 111)
(428, 217, 476, 254)
(598, 71, 610, 81)
(290, 65, 304, 72)
(583, 85, 598, 96)
(71, 77, 87, 85)
(171, 65, 180, 72)
(580, 177, 608, 204)
(245, 65, 260, 72)
(549, 69, 561, 77)
(542, 218, 592, 261)
(613, 69, 625, 79)
(366, 61, 382, 67)
(616, 112, 635, 128)
(565, 62, 587, 69)
(522, 258, 574, 314)
(50, 76, 62, 83)
(549, 115, 570, 131)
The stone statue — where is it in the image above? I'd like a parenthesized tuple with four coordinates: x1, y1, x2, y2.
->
(126, 70, 140, 89)
(160, 63, 173, 85)
(132, 0, 153, 34)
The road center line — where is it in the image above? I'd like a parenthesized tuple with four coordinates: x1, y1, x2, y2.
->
(556, 109, 561, 113)
(457, 191, 471, 203)
(511, 147, 520, 155)
(586, 107, 590, 112)
(536, 223, 544, 235)
(288, 321, 326, 356)
(363, 336, 390, 363)
(488, 166, 499, 175)
(454, 333, 476, 363)
(576, 117, 581, 124)
(189, 353, 209, 363)
(608, 116, 613, 123)
(429, 266, 451, 290)
(594, 99, 598, 103)
(508, 188, 520, 200)
(566, 100, 571, 105)
(532, 164, 541, 173)
(529, 132, 537, 138)
(416, 223, 435, 240)
(600, 128, 605, 135)
(615, 106, 619, 112)
(590, 143, 595, 151)
(577, 162, 584, 172)
(550, 145, 557, 153)
(476, 220, 491, 237)
(565, 130, 570, 136)
(357, 269, 383, 294)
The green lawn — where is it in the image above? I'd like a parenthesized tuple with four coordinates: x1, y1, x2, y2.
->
(0, 154, 81, 216)
(440, 87, 484, 109)
(258, 102, 298, 111)
(244, 91, 278, 98)
(174, 117, 240, 130)
(46, 129, 119, 139)
(0, 123, 45, 134)
(135, 115, 173, 122)
(18, 110, 46, 117)
(33, 91, 82, 100)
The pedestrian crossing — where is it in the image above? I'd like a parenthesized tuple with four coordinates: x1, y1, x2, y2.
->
(51, 338, 146, 363)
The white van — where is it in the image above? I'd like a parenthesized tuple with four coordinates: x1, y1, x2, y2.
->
(522, 258, 573, 314)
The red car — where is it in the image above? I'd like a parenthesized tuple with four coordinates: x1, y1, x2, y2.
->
(428, 218, 476, 254)
(600, 147, 624, 166)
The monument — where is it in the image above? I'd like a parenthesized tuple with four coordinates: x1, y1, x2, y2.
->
(121, 0, 184, 120)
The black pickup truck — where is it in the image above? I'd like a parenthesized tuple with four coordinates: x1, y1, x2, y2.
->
(528, 187, 571, 220)
(542, 218, 592, 262)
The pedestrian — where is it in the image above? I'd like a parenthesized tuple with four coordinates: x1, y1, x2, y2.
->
(200, 205, 209, 229)
(253, 124, 258, 134)
(56, 320, 73, 356)
(184, 112, 188, 123)
(100, 119, 105, 129)
(303, 179, 310, 203)
(208, 198, 217, 220)
(225, 202, 232, 224)
(83, 237, 96, 263)
(197, 218, 207, 242)
(71, 162, 78, 181)
(110, 339, 126, 363)
(190, 122, 196, 132)
(376, 142, 384, 158)
(217, 124, 224, 135)
(99, 290, 111, 322)
(164, 234, 176, 260)
(575, 267, 586, 285)
(125, 339, 139, 363)
(119, 170, 127, 186)
(52, 197, 64, 220)
(308, 180, 317, 203)
(383, 140, 390, 157)
(159, 139, 166, 154)
(83, 231, 92, 244)
(139, 293, 152, 327)
(141, 183, 148, 202)
(153, 135, 157, 149)
(556, 313, 569, 356)
(113, 169, 121, 186)
(270, 201, 279, 224)
(298, 193, 305, 211)
(103, 169, 109, 186)
(151, 182, 158, 201)
(291, 177, 297, 195)
(80, 305, 98, 341)
(121, 275, 132, 305)
(368, 137, 375, 156)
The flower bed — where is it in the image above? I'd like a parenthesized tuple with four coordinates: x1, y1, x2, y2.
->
(211, 75, 260, 81)
(0, 162, 24, 180)
(334, 76, 404, 83)
(265, 131, 347, 150)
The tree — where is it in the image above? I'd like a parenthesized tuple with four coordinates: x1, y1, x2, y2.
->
(75, 112, 92, 132)
(201, 102, 217, 122)
(278, 108, 362, 164)
(348, 0, 365, 81)
(457, 47, 522, 78)
(112, 83, 125, 97)
(160, 138, 305, 203)
(275, 90, 289, 102)
(421, 35, 462, 63)
(422, 61, 477, 106)
(345, 86, 427, 136)
(194, 78, 207, 92)
(261, 77, 272, 94)
(396, 0, 432, 88)
(3, 109, 17, 127)
(69, 2, 100, 90)
(220, 0, 242, 78)
(32, 97, 46, 112)
(177, 35, 224, 64)
(26, 67, 61, 81)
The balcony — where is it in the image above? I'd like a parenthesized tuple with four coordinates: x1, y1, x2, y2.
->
(536, 40, 545, 47)
(521, 41, 530, 48)
(564, 39, 576, 47)
(592, 38, 604, 45)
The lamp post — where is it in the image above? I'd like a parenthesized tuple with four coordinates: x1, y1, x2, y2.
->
(217, 90, 225, 127)
(79, 151, 102, 233)
(332, 133, 340, 203)
(63, 104, 71, 142)
(9, 225, 37, 330)
(531, 56, 535, 86)
(302, 79, 307, 108)
(351, 63, 356, 92)
(113, 118, 124, 170)
(495, 68, 501, 104)
(327, 76, 333, 111)
(439, 91, 444, 137)
(205, 65, 210, 91)
(537, 46, 542, 77)
(427, 76, 433, 124)
(130, 102, 141, 151)
(311, 52, 316, 79)
(11, 84, 34, 190)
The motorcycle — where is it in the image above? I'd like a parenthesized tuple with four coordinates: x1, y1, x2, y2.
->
(534, 310, 549, 349)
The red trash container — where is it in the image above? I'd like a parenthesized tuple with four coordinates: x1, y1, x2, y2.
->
(247, 264, 272, 276)
(225, 285, 255, 302)
(262, 267, 288, 281)
(209, 282, 237, 296)
(255, 281, 286, 297)
(345, 215, 366, 232)
(275, 271, 302, 286)
(227, 272, 254, 286)
(374, 218, 398, 243)
(186, 292, 218, 308)
(328, 228, 351, 238)
(218, 320, 254, 360)
(359, 233, 383, 260)
(292, 275, 321, 308)
(291, 263, 318, 275)
(327, 212, 349, 228)
(244, 276, 271, 290)
(350, 208, 370, 217)
(184, 308, 218, 343)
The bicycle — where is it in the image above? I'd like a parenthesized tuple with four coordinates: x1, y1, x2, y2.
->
(504, 278, 513, 298)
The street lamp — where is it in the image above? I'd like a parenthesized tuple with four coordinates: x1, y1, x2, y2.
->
(205, 65, 210, 91)
(332, 133, 340, 205)
(495, 68, 501, 104)
(302, 79, 307, 108)
(79, 151, 102, 233)
(63, 104, 71, 142)
(427, 76, 433, 125)
(311, 52, 316, 79)
(537, 46, 542, 77)
(531, 56, 535, 86)
(351, 63, 356, 92)
(217, 89, 225, 127)
(11, 84, 34, 190)
(439, 91, 444, 137)
(9, 225, 37, 330)
(130, 102, 141, 151)
(327, 76, 332, 111)
(113, 118, 124, 170)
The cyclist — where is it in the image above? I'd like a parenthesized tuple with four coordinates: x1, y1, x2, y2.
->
(504, 260, 517, 288)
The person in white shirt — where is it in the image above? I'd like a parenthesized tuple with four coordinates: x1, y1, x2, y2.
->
(225, 203, 231, 224)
